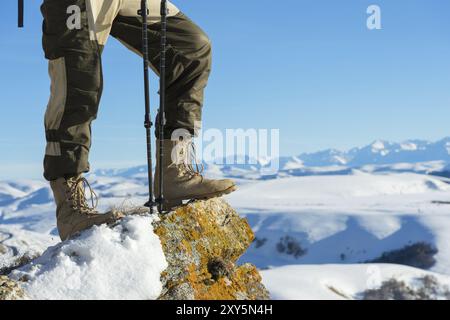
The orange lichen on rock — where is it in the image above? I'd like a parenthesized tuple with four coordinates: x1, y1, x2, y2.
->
(154, 198, 269, 300)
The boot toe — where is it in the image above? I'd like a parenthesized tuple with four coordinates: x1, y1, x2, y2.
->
(205, 178, 237, 197)
(215, 178, 236, 190)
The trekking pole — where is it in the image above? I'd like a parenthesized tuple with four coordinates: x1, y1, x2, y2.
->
(18, 0, 24, 28)
(139, 0, 155, 213)
(157, 0, 168, 214)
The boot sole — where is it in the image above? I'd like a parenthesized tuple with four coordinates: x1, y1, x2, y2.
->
(162, 185, 238, 212)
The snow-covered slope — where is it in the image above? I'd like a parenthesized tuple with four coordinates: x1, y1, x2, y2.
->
(226, 173, 450, 275)
(261, 264, 450, 300)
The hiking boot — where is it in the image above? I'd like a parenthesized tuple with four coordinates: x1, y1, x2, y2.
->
(154, 138, 237, 211)
(50, 175, 124, 241)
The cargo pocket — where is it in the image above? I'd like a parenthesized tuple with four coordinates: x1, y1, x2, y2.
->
(41, 0, 88, 59)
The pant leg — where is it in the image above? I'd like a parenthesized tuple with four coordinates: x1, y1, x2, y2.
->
(110, 2, 212, 139)
(41, 0, 120, 181)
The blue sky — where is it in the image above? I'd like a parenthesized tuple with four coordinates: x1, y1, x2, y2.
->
(1, 0, 450, 179)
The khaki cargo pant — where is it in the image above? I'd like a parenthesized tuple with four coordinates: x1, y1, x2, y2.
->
(41, 0, 212, 181)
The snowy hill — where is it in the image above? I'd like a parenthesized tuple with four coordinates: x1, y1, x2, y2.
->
(262, 264, 450, 300)
(227, 173, 450, 275)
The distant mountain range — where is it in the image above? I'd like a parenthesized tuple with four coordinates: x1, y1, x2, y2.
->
(288, 137, 450, 167)
(93, 137, 450, 180)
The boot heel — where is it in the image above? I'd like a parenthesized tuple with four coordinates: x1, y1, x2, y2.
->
(162, 199, 183, 212)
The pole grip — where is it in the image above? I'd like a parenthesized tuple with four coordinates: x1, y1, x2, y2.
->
(18, 0, 24, 28)
(160, 0, 167, 16)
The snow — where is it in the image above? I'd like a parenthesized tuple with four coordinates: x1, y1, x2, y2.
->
(261, 264, 450, 300)
(226, 172, 450, 210)
(446, 142, 450, 155)
(360, 160, 446, 174)
(283, 157, 304, 170)
(371, 140, 386, 153)
(418, 215, 450, 275)
(10, 215, 167, 300)
(332, 155, 348, 165)
(401, 143, 418, 151)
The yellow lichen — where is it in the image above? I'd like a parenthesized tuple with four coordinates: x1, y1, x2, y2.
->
(154, 198, 269, 300)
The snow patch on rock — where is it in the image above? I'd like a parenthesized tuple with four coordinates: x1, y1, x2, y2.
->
(11, 215, 167, 300)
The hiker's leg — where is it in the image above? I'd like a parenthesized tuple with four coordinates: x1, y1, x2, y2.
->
(42, 0, 125, 241)
(42, 0, 121, 181)
(110, 2, 211, 138)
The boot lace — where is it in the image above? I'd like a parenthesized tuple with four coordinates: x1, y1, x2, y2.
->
(175, 140, 204, 179)
(67, 177, 98, 214)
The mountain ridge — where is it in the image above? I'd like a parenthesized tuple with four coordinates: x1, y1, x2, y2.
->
(91, 137, 450, 180)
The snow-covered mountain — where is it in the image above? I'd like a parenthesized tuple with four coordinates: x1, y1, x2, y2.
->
(91, 137, 450, 181)
(292, 137, 450, 167)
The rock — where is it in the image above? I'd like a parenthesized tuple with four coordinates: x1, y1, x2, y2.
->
(154, 198, 270, 300)
(0, 275, 25, 300)
(0, 253, 37, 276)
(2, 198, 269, 300)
